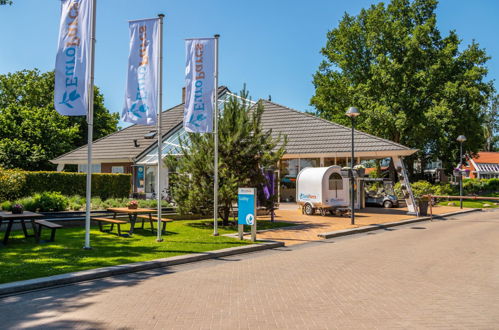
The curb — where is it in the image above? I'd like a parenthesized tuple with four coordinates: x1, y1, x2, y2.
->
(0, 240, 284, 296)
(317, 208, 482, 239)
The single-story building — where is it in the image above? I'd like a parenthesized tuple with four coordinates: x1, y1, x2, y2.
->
(52, 87, 418, 204)
(461, 152, 499, 179)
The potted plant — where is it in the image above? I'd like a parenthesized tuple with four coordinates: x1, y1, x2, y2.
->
(354, 164, 366, 177)
(12, 203, 24, 214)
(410, 181, 436, 216)
(127, 200, 139, 210)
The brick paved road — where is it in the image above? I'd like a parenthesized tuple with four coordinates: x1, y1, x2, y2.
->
(1, 209, 498, 329)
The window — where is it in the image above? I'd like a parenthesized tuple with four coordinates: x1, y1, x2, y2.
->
(112, 166, 124, 174)
(78, 164, 101, 173)
(329, 173, 343, 198)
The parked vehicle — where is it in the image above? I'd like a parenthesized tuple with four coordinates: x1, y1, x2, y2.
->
(363, 178, 399, 208)
(296, 166, 351, 216)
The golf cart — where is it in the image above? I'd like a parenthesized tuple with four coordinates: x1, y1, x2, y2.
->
(363, 178, 399, 208)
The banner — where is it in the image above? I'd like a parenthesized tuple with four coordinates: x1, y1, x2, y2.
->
(54, 0, 93, 116)
(184, 38, 215, 133)
(122, 18, 160, 125)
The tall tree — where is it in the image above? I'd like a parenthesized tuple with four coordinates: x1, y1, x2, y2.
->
(0, 1, 13, 5)
(0, 69, 119, 170)
(167, 89, 286, 226)
(311, 0, 493, 174)
(482, 94, 498, 151)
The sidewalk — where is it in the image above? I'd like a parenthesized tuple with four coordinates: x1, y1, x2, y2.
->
(252, 205, 470, 245)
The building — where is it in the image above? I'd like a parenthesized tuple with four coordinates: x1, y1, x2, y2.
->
(52, 89, 418, 202)
(461, 152, 499, 179)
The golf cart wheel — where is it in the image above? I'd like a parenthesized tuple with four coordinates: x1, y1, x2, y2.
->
(320, 208, 327, 216)
(304, 203, 315, 215)
(383, 200, 393, 208)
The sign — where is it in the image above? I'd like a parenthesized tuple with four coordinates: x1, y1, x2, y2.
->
(122, 18, 160, 125)
(184, 38, 215, 133)
(54, 0, 93, 116)
(238, 188, 256, 225)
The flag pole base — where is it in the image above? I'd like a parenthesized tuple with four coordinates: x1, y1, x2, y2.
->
(83, 246, 92, 250)
(213, 232, 219, 237)
(156, 238, 164, 242)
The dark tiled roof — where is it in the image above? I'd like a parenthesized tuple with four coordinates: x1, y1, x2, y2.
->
(52, 104, 184, 163)
(259, 100, 413, 155)
(53, 97, 415, 164)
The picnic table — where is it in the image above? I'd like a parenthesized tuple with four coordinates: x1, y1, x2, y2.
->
(0, 211, 44, 245)
(106, 207, 156, 235)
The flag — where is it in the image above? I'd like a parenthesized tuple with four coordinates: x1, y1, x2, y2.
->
(184, 38, 215, 133)
(54, 0, 93, 116)
(122, 18, 160, 125)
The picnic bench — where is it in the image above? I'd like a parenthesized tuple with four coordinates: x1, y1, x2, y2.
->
(92, 217, 127, 236)
(34, 219, 62, 243)
(137, 214, 174, 233)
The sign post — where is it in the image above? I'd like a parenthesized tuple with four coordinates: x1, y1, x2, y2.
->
(238, 188, 257, 242)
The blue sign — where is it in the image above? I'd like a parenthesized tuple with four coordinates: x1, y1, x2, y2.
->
(238, 188, 256, 225)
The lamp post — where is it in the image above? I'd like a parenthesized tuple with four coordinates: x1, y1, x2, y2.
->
(346, 107, 360, 225)
(457, 135, 467, 209)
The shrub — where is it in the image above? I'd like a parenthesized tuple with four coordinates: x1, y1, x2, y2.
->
(31, 192, 69, 212)
(14, 196, 38, 212)
(0, 168, 27, 202)
(1, 200, 12, 211)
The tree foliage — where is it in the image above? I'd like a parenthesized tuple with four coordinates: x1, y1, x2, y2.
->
(167, 89, 286, 225)
(0, 69, 119, 170)
(0, 0, 13, 5)
(482, 94, 498, 151)
(311, 0, 493, 173)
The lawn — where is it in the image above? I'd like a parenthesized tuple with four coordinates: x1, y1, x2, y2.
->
(0, 219, 294, 284)
(437, 199, 499, 209)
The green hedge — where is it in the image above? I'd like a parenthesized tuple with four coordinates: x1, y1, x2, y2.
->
(0, 169, 131, 202)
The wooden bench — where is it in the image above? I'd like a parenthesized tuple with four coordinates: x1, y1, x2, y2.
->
(92, 217, 127, 236)
(137, 215, 173, 233)
(34, 219, 62, 243)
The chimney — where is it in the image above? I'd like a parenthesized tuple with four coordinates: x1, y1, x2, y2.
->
(182, 87, 186, 103)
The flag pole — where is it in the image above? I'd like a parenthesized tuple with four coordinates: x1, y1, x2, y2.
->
(84, 0, 97, 250)
(156, 13, 165, 242)
(213, 34, 220, 236)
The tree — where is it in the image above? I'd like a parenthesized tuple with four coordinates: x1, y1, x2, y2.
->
(311, 0, 493, 174)
(0, 69, 119, 170)
(167, 89, 286, 226)
(0, 1, 13, 5)
(482, 94, 498, 151)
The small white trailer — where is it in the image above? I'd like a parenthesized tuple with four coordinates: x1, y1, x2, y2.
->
(296, 166, 352, 216)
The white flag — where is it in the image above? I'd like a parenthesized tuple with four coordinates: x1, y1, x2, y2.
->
(184, 38, 215, 133)
(54, 0, 93, 116)
(122, 18, 160, 126)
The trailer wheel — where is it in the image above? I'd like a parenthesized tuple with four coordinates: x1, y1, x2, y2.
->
(383, 200, 393, 208)
(304, 203, 314, 215)
(320, 208, 328, 216)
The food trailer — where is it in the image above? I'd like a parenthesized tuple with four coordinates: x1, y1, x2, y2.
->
(296, 166, 363, 216)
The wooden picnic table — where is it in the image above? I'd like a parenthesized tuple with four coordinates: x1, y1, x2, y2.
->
(0, 211, 44, 245)
(106, 208, 156, 235)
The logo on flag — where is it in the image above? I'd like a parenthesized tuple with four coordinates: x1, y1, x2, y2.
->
(54, 0, 93, 116)
(122, 18, 160, 126)
(184, 38, 215, 133)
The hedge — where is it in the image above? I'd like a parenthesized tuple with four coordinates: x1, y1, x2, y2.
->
(0, 169, 131, 202)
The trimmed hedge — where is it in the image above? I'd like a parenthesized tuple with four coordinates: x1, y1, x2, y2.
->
(0, 169, 131, 201)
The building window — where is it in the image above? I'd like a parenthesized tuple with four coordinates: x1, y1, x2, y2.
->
(300, 158, 320, 169)
(328, 173, 343, 198)
(111, 166, 124, 174)
(78, 164, 101, 173)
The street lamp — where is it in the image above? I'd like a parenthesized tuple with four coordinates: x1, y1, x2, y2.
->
(346, 107, 360, 225)
(456, 135, 467, 209)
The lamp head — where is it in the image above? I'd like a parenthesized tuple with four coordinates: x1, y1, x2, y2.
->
(345, 107, 360, 118)
(456, 135, 467, 143)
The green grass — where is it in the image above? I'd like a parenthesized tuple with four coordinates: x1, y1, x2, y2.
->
(438, 199, 499, 208)
(0, 219, 258, 284)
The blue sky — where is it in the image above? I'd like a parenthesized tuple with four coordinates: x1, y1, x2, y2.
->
(0, 0, 497, 127)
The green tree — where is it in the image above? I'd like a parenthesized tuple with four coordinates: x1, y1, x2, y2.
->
(0, 69, 119, 169)
(0, 1, 13, 5)
(482, 94, 498, 151)
(167, 89, 286, 225)
(311, 0, 493, 174)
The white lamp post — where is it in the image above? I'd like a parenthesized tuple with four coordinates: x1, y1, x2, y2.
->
(456, 135, 467, 209)
(346, 107, 360, 225)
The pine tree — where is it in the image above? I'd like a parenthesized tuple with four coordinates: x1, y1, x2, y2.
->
(166, 89, 286, 226)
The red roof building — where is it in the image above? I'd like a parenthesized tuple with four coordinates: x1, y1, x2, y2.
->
(461, 152, 499, 179)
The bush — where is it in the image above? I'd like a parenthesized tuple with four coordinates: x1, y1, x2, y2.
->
(1, 200, 12, 211)
(32, 192, 69, 212)
(0, 168, 27, 202)
(15, 196, 38, 212)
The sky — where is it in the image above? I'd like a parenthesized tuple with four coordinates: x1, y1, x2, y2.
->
(0, 0, 498, 128)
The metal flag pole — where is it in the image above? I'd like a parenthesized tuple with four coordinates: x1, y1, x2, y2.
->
(156, 13, 165, 242)
(213, 34, 220, 236)
(84, 0, 97, 250)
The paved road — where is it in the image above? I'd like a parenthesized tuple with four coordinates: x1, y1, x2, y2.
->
(1, 209, 498, 329)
